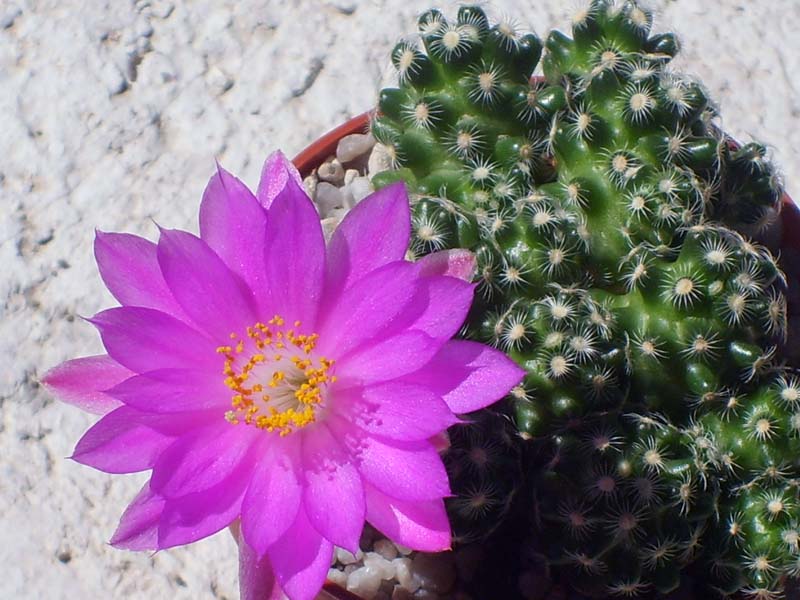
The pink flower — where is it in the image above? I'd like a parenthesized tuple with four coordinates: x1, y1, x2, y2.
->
(43, 152, 524, 600)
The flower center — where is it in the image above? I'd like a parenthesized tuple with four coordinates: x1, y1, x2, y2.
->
(216, 315, 335, 436)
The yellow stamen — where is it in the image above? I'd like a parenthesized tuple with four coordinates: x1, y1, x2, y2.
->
(215, 315, 333, 436)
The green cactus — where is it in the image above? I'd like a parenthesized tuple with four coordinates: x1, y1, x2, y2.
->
(372, 2, 795, 597)
(537, 412, 715, 597)
(443, 409, 523, 545)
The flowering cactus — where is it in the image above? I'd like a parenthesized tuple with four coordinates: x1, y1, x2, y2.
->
(372, 2, 796, 597)
(43, 152, 523, 600)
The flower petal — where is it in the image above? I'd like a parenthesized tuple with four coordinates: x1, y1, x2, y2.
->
(241, 437, 302, 556)
(268, 507, 332, 600)
(406, 340, 525, 414)
(199, 165, 271, 313)
(157, 464, 251, 549)
(89, 306, 218, 373)
(336, 330, 441, 385)
(417, 249, 476, 281)
(151, 423, 259, 498)
(106, 368, 229, 413)
(157, 228, 258, 340)
(301, 424, 364, 553)
(329, 416, 450, 501)
(325, 182, 410, 300)
(317, 261, 421, 358)
(407, 275, 475, 342)
(94, 231, 188, 320)
(333, 382, 457, 442)
(262, 177, 325, 327)
(41, 355, 130, 415)
(237, 530, 283, 600)
(257, 150, 303, 210)
(72, 406, 201, 474)
(110, 482, 165, 550)
(364, 483, 451, 552)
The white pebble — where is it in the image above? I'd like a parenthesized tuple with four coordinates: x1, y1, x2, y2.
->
(337, 547, 364, 565)
(337, 133, 376, 164)
(344, 168, 359, 185)
(393, 558, 419, 593)
(317, 158, 345, 185)
(327, 568, 348, 587)
(368, 143, 394, 176)
(396, 544, 413, 556)
(374, 539, 399, 561)
(347, 176, 373, 205)
(315, 182, 345, 218)
(347, 565, 382, 598)
(364, 552, 396, 580)
(302, 174, 318, 199)
(412, 553, 456, 594)
(320, 217, 341, 241)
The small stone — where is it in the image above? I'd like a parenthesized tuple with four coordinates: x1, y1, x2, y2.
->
(337, 133, 375, 164)
(344, 564, 358, 576)
(327, 568, 348, 587)
(317, 158, 345, 185)
(396, 544, 413, 556)
(394, 558, 419, 593)
(337, 547, 364, 565)
(346, 176, 373, 205)
(368, 143, 394, 176)
(315, 182, 345, 218)
(411, 552, 456, 594)
(364, 552, 396, 580)
(320, 217, 340, 241)
(344, 168, 359, 185)
(303, 174, 318, 199)
(374, 539, 399, 561)
(347, 565, 382, 598)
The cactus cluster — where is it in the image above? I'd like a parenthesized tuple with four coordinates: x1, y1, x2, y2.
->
(371, 2, 798, 598)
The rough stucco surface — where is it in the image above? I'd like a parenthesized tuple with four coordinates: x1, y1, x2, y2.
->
(1, 1, 798, 598)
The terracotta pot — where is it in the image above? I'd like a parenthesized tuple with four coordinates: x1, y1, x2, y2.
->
(293, 112, 373, 178)
(291, 114, 800, 600)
